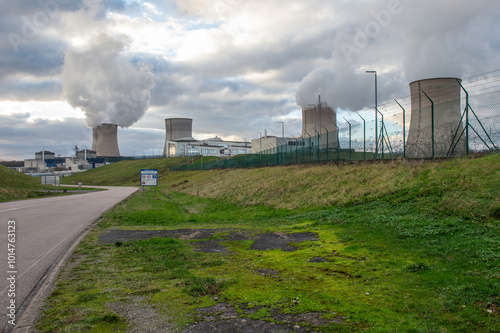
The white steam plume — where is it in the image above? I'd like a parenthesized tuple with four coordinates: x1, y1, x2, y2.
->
(62, 33, 155, 128)
(295, 67, 374, 111)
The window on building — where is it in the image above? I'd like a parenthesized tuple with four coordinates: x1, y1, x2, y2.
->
(169, 144, 176, 156)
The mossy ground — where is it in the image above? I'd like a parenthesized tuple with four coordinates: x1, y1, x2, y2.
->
(36, 154, 500, 332)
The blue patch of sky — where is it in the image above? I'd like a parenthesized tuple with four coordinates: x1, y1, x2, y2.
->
(185, 21, 221, 31)
(119, 0, 180, 20)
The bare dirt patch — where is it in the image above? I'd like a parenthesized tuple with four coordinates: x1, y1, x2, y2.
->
(99, 229, 318, 254)
(98, 229, 342, 332)
(186, 302, 340, 332)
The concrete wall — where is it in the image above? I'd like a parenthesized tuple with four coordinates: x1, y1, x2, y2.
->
(406, 78, 465, 158)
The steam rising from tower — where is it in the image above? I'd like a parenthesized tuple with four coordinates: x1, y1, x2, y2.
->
(62, 33, 155, 129)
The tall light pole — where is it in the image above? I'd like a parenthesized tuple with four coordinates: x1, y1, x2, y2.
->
(278, 122, 284, 139)
(366, 70, 378, 156)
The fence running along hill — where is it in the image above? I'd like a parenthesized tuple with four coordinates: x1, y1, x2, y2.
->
(171, 71, 500, 171)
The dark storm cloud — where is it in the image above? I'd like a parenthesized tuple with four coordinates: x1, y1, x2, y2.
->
(0, 36, 66, 80)
(0, 79, 62, 101)
(0, 115, 91, 159)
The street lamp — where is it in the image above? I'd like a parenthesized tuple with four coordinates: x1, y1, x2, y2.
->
(278, 122, 284, 139)
(366, 70, 378, 156)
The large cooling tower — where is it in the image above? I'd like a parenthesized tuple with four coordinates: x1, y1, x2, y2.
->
(406, 78, 465, 158)
(92, 123, 121, 157)
(302, 102, 338, 148)
(163, 118, 193, 156)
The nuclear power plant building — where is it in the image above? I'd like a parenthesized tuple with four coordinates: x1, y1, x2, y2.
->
(163, 118, 251, 157)
(406, 78, 466, 158)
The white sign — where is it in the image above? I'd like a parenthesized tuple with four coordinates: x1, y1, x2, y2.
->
(140, 169, 158, 186)
(41, 175, 60, 186)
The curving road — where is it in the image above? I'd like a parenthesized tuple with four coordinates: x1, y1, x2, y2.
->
(0, 186, 138, 333)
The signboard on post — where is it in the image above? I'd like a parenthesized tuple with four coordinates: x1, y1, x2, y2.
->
(140, 169, 158, 198)
(140, 169, 158, 186)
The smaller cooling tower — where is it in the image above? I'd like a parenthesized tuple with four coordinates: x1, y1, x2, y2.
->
(301, 102, 338, 148)
(163, 118, 194, 156)
(406, 78, 465, 158)
(92, 124, 121, 157)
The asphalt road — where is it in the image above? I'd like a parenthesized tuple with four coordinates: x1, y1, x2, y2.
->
(0, 187, 138, 332)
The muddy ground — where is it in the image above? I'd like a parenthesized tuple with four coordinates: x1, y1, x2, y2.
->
(99, 228, 343, 332)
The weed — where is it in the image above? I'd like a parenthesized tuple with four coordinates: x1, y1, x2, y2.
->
(406, 262, 431, 272)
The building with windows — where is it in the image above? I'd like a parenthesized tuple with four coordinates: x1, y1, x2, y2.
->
(164, 136, 251, 158)
(251, 136, 300, 154)
(162, 118, 251, 157)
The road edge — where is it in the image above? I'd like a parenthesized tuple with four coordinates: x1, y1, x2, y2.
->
(8, 218, 103, 333)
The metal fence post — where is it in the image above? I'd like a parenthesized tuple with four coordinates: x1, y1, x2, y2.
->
(322, 125, 329, 162)
(344, 118, 352, 161)
(394, 99, 406, 159)
(357, 113, 366, 160)
(375, 108, 385, 160)
(421, 91, 435, 159)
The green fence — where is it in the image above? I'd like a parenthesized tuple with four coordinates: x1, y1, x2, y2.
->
(171, 73, 500, 171)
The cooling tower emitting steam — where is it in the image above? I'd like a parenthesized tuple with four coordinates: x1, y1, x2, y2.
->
(62, 33, 155, 129)
(92, 123, 120, 157)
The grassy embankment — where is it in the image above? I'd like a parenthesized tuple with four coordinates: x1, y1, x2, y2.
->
(37, 154, 500, 332)
(60, 157, 193, 186)
(0, 165, 46, 202)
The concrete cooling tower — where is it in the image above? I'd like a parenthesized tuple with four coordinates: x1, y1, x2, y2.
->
(406, 78, 466, 158)
(302, 102, 338, 148)
(92, 123, 121, 157)
(163, 118, 194, 156)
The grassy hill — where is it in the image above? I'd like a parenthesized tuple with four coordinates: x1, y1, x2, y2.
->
(67, 153, 500, 219)
(165, 153, 500, 219)
(61, 157, 189, 186)
(0, 164, 45, 202)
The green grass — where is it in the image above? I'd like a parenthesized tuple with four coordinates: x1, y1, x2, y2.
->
(0, 165, 46, 202)
(61, 157, 188, 186)
(36, 154, 500, 332)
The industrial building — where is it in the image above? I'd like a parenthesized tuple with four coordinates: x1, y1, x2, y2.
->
(35, 150, 56, 160)
(76, 149, 97, 160)
(163, 118, 251, 157)
(251, 136, 300, 154)
(406, 78, 466, 158)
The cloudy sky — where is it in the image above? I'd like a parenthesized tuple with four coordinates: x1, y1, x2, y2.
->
(1, 0, 499, 160)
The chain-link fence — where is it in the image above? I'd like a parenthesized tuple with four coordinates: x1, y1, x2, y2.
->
(171, 72, 500, 171)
